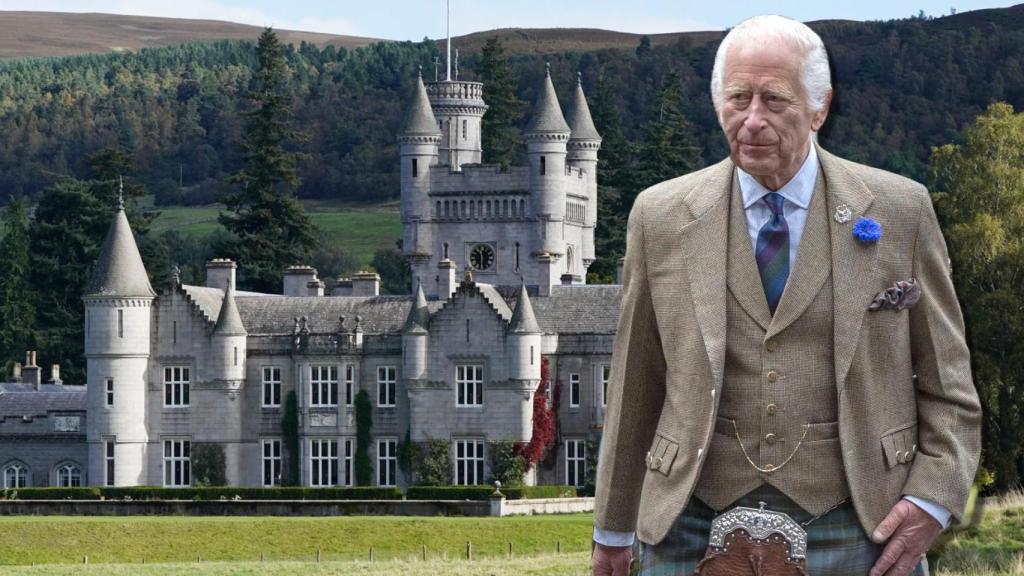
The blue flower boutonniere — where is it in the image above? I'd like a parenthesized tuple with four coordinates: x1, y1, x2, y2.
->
(853, 217, 883, 244)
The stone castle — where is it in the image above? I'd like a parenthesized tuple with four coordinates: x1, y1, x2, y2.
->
(0, 66, 622, 490)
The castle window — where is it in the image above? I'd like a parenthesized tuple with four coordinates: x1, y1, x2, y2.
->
(443, 242, 449, 260)
(565, 440, 586, 487)
(436, 201, 441, 217)
(600, 365, 611, 407)
(310, 438, 353, 487)
(162, 439, 191, 487)
(456, 364, 484, 407)
(569, 373, 580, 407)
(444, 201, 450, 217)
(454, 439, 484, 485)
(486, 200, 491, 217)
(462, 119, 467, 139)
(503, 199, 509, 217)
(172, 321, 177, 344)
(105, 378, 114, 406)
(514, 242, 520, 271)
(310, 365, 339, 407)
(56, 463, 82, 487)
(234, 347, 239, 366)
(377, 438, 397, 487)
(345, 365, 355, 406)
(117, 309, 124, 338)
(377, 365, 397, 407)
(163, 366, 190, 407)
(104, 440, 115, 486)
(540, 156, 546, 175)
(530, 346, 535, 365)
(3, 463, 27, 488)
(412, 158, 418, 178)
(262, 439, 281, 487)
(262, 367, 281, 407)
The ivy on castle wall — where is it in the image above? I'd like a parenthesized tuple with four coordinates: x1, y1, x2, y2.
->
(488, 440, 527, 487)
(411, 439, 451, 486)
(191, 443, 227, 487)
(281, 390, 299, 486)
(354, 389, 373, 485)
(518, 356, 558, 471)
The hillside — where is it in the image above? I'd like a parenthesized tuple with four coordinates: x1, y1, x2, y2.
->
(0, 12, 381, 60)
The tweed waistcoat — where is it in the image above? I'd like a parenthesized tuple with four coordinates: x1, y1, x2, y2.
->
(691, 169, 851, 515)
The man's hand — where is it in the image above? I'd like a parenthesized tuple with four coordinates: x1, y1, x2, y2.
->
(869, 499, 942, 576)
(592, 542, 633, 576)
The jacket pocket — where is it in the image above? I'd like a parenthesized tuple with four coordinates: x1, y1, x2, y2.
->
(646, 431, 679, 476)
(881, 421, 918, 469)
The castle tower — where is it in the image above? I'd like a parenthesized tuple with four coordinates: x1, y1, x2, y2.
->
(426, 78, 487, 170)
(211, 278, 247, 384)
(506, 281, 542, 440)
(203, 277, 248, 484)
(402, 281, 430, 387)
(84, 196, 155, 486)
(524, 64, 571, 269)
(566, 74, 602, 271)
(400, 71, 443, 285)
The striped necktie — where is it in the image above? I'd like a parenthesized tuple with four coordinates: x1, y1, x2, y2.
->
(755, 192, 790, 315)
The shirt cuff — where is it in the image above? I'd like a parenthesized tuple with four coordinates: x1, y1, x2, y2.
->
(903, 495, 952, 529)
(594, 527, 636, 547)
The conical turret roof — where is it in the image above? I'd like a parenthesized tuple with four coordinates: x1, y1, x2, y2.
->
(567, 74, 601, 141)
(400, 71, 442, 137)
(214, 279, 246, 336)
(508, 282, 542, 334)
(86, 205, 155, 298)
(403, 282, 430, 334)
(524, 65, 571, 135)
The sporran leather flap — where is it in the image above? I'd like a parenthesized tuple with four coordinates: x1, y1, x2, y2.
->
(692, 503, 809, 576)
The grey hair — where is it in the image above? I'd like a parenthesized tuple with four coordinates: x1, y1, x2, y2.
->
(710, 15, 832, 113)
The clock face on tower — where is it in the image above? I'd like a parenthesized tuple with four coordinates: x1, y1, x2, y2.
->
(469, 243, 496, 271)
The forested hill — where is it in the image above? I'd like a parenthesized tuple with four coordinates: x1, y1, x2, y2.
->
(1, 5, 1024, 207)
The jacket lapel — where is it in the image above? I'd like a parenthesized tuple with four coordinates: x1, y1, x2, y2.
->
(727, 174, 772, 330)
(819, 146, 880, 391)
(765, 168, 831, 337)
(680, 160, 732, 391)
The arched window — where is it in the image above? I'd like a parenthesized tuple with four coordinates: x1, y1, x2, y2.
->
(503, 199, 509, 217)
(436, 201, 441, 217)
(540, 156, 546, 175)
(57, 463, 82, 487)
(3, 463, 27, 488)
(566, 246, 575, 274)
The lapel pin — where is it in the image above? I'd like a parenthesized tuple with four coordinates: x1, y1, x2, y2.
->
(833, 204, 852, 224)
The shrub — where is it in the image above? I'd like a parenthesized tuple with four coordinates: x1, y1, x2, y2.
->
(191, 443, 227, 486)
(406, 485, 577, 501)
(412, 439, 450, 486)
(3, 487, 102, 500)
(488, 439, 527, 487)
(354, 389, 373, 485)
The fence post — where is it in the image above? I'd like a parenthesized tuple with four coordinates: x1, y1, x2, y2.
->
(422, 544, 426, 561)
(466, 541, 472, 560)
(557, 540, 561, 554)
(83, 556, 88, 565)
(369, 546, 374, 562)
(316, 547, 321, 563)
(261, 552, 265, 562)
(508, 541, 513, 559)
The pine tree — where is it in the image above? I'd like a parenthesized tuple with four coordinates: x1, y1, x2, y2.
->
(218, 28, 318, 293)
(478, 38, 525, 167)
(624, 72, 702, 211)
(30, 178, 110, 384)
(0, 198, 36, 373)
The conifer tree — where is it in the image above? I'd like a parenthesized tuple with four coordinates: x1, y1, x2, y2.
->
(478, 38, 524, 167)
(0, 198, 36, 372)
(219, 28, 318, 292)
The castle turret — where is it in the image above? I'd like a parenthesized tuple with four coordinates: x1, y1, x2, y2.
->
(400, 70, 443, 286)
(402, 282, 430, 387)
(84, 194, 155, 486)
(507, 282, 543, 440)
(525, 64, 571, 261)
(566, 74, 602, 269)
(426, 78, 487, 170)
(211, 277, 247, 383)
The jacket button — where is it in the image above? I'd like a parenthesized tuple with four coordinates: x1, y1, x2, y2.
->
(765, 433, 777, 445)
(895, 450, 904, 464)
(653, 456, 663, 468)
(767, 371, 779, 383)
(766, 340, 777, 352)
(766, 403, 778, 415)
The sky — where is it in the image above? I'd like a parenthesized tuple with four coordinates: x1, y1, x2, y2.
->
(0, 0, 1018, 39)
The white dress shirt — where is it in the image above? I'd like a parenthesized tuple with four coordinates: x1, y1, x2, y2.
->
(594, 144, 951, 547)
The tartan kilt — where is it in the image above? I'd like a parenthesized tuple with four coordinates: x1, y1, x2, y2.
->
(638, 485, 929, 576)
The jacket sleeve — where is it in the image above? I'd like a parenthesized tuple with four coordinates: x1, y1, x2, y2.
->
(593, 193, 668, 533)
(902, 190, 982, 523)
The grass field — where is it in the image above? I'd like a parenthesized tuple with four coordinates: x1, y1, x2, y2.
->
(148, 200, 401, 266)
(0, 514, 593, 566)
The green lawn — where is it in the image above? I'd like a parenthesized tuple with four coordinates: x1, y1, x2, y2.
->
(148, 200, 401, 266)
(0, 514, 593, 566)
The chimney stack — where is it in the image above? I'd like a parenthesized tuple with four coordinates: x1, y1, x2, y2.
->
(12, 362, 22, 382)
(351, 271, 380, 297)
(50, 364, 62, 385)
(616, 257, 626, 285)
(22, 351, 41, 390)
(283, 266, 319, 297)
(206, 259, 237, 290)
(330, 278, 353, 297)
(437, 259, 457, 299)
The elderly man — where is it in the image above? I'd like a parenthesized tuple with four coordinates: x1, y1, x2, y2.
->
(592, 15, 980, 576)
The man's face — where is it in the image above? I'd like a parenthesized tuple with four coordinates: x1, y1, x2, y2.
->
(718, 42, 830, 190)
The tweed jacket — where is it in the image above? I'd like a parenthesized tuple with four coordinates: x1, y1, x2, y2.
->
(593, 144, 982, 545)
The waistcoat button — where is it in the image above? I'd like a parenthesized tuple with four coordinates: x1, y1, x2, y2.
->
(766, 403, 778, 415)
(765, 433, 777, 445)
(767, 370, 779, 382)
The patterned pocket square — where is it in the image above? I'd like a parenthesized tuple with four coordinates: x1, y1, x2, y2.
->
(869, 278, 921, 311)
